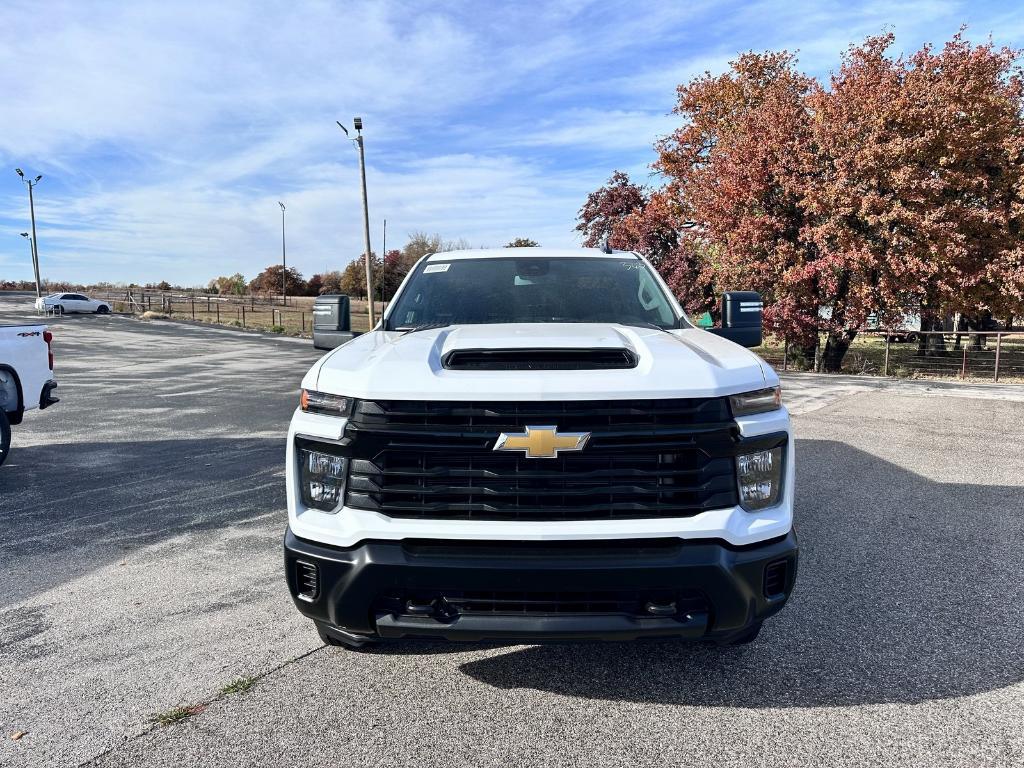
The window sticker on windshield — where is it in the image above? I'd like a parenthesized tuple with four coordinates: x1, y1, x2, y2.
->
(424, 263, 451, 274)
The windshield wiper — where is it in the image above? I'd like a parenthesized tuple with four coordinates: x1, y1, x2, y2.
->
(392, 322, 452, 334)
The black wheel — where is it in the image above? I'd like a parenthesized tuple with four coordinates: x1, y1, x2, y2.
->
(0, 410, 11, 467)
(96, 305, 110, 314)
(721, 621, 762, 646)
(905, 332, 919, 344)
(53, 305, 64, 315)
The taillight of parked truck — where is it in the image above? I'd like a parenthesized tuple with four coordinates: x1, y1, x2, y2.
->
(43, 331, 53, 370)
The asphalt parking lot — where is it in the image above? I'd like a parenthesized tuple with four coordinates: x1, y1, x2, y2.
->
(2, 294, 1023, 767)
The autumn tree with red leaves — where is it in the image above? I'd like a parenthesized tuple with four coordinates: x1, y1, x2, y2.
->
(581, 33, 1024, 371)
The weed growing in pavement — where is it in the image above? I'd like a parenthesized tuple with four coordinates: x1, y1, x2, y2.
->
(220, 676, 257, 695)
(149, 704, 206, 727)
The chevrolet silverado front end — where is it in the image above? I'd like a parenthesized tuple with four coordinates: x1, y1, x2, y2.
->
(284, 248, 796, 647)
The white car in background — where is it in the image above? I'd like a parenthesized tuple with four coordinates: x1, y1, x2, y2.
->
(35, 293, 112, 315)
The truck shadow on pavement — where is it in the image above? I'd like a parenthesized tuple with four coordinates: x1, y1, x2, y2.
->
(459, 439, 1024, 707)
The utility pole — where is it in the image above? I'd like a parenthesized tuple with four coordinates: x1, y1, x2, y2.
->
(279, 201, 287, 306)
(15, 169, 43, 299)
(381, 217, 386, 308)
(337, 118, 375, 328)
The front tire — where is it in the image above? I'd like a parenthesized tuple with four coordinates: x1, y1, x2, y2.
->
(96, 305, 110, 314)
(0, 410, 11, 467)
(53, 305, 64, 315)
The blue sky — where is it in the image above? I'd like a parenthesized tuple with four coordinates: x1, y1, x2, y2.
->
(1, 0, 1022, 286)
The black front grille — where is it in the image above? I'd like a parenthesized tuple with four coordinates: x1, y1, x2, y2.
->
(442, 347, 638, 370)
(376, 589, 708, 618)
(344, 398, 739, 521)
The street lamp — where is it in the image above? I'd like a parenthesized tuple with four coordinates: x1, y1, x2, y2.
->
(337, 118, 376, 327)
(278, 201, 287, 306)
(15, 169, 43, 299)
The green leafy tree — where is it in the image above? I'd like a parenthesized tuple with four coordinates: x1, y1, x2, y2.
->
(505, 238, 539, 247)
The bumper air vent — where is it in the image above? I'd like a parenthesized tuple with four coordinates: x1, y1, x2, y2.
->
(763, 558, 789, 598)
(441, 347, 638, 370)
(295, 560, 320, 602)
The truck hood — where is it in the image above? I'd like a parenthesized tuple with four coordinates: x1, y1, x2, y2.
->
(309, 323, 772, 401)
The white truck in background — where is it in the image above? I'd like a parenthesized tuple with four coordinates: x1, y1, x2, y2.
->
(0, 324, 59, 466)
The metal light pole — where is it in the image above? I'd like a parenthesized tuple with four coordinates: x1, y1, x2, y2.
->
(15, 169, 43, 299)
(19, 233, 38, 299)
(278, 201, 287, 306)
(337, 118, 375, 327)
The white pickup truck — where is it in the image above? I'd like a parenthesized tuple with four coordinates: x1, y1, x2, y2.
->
(1, 323, 59, 465)
(284, 248, 796, 648)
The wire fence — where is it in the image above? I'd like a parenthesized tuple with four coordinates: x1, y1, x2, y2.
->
(95, 291, 382, 334)
(756, 330, 1024, 382)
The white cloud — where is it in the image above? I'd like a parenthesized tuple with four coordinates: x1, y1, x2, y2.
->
(0, 0, 1021, 285)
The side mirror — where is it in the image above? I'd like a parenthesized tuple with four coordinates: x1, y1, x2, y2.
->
(708, 291, 763, 348)
(312, 294, 354, 350)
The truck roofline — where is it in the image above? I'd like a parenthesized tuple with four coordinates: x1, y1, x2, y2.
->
(424, 247, 642, 261)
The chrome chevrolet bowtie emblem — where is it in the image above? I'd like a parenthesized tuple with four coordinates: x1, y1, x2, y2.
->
(493, 425, 591, 459)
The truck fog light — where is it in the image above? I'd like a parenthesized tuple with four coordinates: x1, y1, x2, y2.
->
(736, 446, 783, 511)
(298, 444, 348, 512)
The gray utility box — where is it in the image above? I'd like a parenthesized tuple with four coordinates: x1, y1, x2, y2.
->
(312, 294, 355, 350)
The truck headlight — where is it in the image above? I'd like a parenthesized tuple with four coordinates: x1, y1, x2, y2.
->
(297, 442, 348, 512)
(736, 446, 783, 511)
(729, 387, 781, 417)
(300, 389, 353, 417)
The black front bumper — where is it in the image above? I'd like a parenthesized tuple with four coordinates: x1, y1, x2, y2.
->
(285, 528, 797, 644)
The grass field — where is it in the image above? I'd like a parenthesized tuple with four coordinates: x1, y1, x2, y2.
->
(754, 332, 1024, 381)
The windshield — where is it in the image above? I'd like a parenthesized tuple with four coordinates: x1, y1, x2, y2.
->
(386, 257, 681, 331)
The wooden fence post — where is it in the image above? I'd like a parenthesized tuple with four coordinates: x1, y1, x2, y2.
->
(216, 303, 220, 323)
(242, 305, 246, 327)
(883, 334, 890, 377)
(961, 344, 968, 379)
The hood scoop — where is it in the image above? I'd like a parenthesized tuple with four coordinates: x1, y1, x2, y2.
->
(441, 347, 639, 371)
